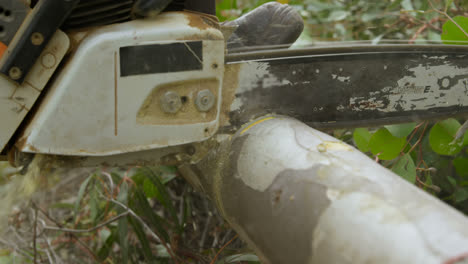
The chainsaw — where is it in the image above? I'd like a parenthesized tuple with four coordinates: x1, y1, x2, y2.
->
(1, 0, 468, 168)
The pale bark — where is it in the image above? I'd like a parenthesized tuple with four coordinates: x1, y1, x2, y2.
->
(188, 116, 468, 264)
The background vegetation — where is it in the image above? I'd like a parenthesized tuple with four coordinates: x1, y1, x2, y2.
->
(1, 0, 468, 263)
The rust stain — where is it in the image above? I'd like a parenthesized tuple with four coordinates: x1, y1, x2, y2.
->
(6, 148, 16, 167)
(220, 64, 241, 127)
(203, 123, 218, 137)
(349, 100, 384, 110)
(114, 51, 118, 136)
(25, 144, 39, 152)
(185, 11, 220, 30)
(137, 79, 219, 125)
(273, 189, 283, 206)
(15, 137, 27, 150)
(15, 134, 38, 153)
(177, 32, 224, 41)
(68, 30, 94, 52)
(178, 12, 223, 41)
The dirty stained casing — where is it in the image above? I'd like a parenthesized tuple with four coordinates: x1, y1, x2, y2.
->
(0, 12, 225, 157)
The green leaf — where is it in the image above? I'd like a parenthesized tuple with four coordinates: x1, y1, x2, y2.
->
(445, 0, 454, 12)
(117, 182, 129, 264)
(388, 0, 404, 9)
(143, 168, 181, 232)
(98, 228, 118, 261)
(99, 228, 111, 244)
(182, 195, 191, 226)
(361, 12, 380, 22)
(454, 188, 468, 202)
(51, 202, 75, 209)
(0, 256, 13, 264)
(128, 217, 154, 262)
(118, 216, 129, 264)
(305, 1, 336, 12)
(453, 157, 468, 178)
(401, 0, 414, 11)
(90, 186, 99, 223)
(441, 16, 468, 45)
(385, 122, 417, 138)
(424, 173, 433, 193)
(392, 154, 417, 183)
(369, 128, 406, 160)
(130, 186, 170, 242)
(429, 119, 463, 155)
(155, 245, 170, 258)
(74, 175, 93, 222)
(117, 181, 129, 204)
(448, 176, 457, 187)
(158, 166, 177, 184)
(464, 126, 468, 146)
(218, 254, 260, 263)
(143, 178, 158, 198)
(353, 128, 372, 152)
(327, 10, 349, 21)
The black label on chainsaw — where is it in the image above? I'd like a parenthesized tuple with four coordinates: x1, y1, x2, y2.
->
(119, 41, 203, 77)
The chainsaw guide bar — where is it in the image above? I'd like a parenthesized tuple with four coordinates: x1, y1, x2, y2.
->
(225, 44, 468, 129)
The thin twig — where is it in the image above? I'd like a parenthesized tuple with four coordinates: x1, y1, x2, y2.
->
(454, 120, 468, 141)
(41, 233, 61, 264)
(43, 212, 129, 233)
(44, 249, 54, 264)
(33, 206, 38, 264)
(389, 122, 425, 169)
(209, 234, 239, 264)
(430, 1, 468, 38)
(199, 214, 212, 249)
(34, 203, 100, 262)
(444, 252, 468, 264)
(109, 198, 180, 264)
(220, 229, 232, 245)
(0, 237, 34, 260)
(200, 200, 213, 249)
(409, 24, 428, 43)
(406, 123, 429, 154)
(100, 171, 115, 195)
(416, 177, 441, 192)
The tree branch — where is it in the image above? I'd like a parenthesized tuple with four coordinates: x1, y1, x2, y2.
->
(43, 212, 129, 233)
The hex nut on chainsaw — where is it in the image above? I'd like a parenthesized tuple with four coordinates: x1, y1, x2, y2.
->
(195, 89, 215, 112)
(31, 32, 44, 46)
(8, 67, 22, 80)
(160, 91, 182, 114)
(41, 52, 56, 69)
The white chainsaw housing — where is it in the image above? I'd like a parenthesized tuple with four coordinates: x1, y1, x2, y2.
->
(0, 30, 70, 154)
(15, 12, 225, 156)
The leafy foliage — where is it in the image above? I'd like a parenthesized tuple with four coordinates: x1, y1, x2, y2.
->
(429, 118, 465, 155)
(353, 118, 468, 211)
(369, 128, 407, 160)
(353, 128, 372, 152)
(392, 154, 417, 183)
(441, 16, 468, 44)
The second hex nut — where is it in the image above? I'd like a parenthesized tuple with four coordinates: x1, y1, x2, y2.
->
(160, 91, 182, 113)
(195, 89, 215, 112)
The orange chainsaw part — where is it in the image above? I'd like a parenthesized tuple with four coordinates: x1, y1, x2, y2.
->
(0, 42, 6, 58)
